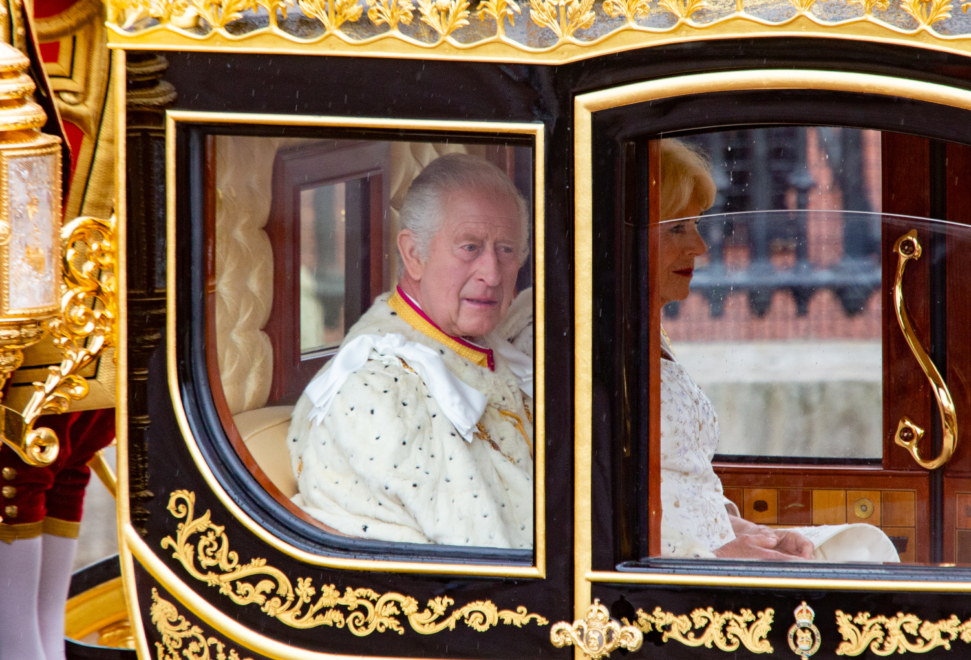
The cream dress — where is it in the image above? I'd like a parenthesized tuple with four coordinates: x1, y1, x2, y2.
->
(660, 351, 899, 563)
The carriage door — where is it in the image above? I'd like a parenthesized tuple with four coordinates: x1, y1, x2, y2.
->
(573, 70, 971, 660)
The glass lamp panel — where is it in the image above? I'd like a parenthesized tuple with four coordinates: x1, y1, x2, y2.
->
(6, 149, 59, 313)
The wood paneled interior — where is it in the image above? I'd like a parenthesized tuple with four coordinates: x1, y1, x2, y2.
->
(743, 488, 778, 525)
(716, 466, 929, 562)
(265, 140, 390, 406)
(945, 143, 971, 477)
(943, 478, 971, 563)
(203, 136, 347, 538)
(881, 132, 933, 472)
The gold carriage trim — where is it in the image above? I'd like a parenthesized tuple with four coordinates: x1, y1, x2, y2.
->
(550, 599, 643, 660)
(107, 0, 971, 65)
(633, 606, 774, 654)
(835, 610, 971, 655)
(161, 490, 549, 634)
(151, 588, 255, 660)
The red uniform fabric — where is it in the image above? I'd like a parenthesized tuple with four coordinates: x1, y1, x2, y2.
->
(0, 409, 114, 532)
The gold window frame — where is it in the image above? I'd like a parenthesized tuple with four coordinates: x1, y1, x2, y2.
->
(114, 82, 546, 627)
(572, 68, 971, 617)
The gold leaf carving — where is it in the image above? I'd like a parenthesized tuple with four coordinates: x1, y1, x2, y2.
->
(367, 0, 415, 28)
(415, 0, 471, 37)
(847, 0, 888, 14)
(635, 606, 774, 654)
(127, 0, 190, 23)
(151, 588, 254, 660)
(528, 0, 595, 38)
(603, 0, 650, 22)
(20, 215, 116, 426)
(191, 0, 255, 28)
(160, 490, 549, 635)
(835, 610, 971, 656)
(477, 0, 521, 35)
(901, 0, 952, 27)
(255, 0, 295, 26)
(656, 0, 706, 20)
(298, 0, 364, 31)
(787, 0, 816, 11)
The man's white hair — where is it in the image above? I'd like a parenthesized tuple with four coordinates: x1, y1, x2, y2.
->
(398, 153, 530, 271)
(660, 139, 716, 221)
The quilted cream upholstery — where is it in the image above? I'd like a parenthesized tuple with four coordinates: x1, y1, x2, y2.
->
(214, 136, 308, 415)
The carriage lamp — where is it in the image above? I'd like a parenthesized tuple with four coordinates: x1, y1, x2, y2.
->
(0, 42, 115, 468)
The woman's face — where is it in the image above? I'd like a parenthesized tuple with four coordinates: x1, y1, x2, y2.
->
(658, 200, 707, 306)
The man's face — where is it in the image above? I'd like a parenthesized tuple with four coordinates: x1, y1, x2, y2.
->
(412, 189, 525, 338)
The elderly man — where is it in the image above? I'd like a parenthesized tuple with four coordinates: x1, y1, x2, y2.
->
(287, 153, 534, 549)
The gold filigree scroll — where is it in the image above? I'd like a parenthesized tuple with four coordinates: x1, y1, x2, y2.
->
(550, 600, 643, 660)
(367, 0, 415, 29)
(477, 0, 521, 35)
(634, 606, 775, 654)
(151, 588, 254, 660)
(847, 0, 889, 15)
(603, 0, 650, 23)
(901, 0, 953, 27)
(528, 0, 595, 39)
(656, 0, 707, 20)
(835, 610, 971, 656)
(416, 0, 471, 37)
(298, 0, 364, 31)
(160, 490, 548, 635)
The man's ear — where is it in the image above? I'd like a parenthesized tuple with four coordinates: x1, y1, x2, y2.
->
(397, 230, 425, 281)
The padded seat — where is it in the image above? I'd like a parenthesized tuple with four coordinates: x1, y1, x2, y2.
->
(233, 405, 296, 498)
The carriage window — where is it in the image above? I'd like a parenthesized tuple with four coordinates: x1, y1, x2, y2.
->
(299, 181, 349, 355)
(666, 129, 883, 462)
(206, 133, 537, 554)
(602, 125, 971, 567)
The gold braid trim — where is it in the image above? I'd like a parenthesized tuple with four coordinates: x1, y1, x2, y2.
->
(835, 610, 971, 656)
(161, 490, 548, 634)
(634, 606, 774, 654)
(42, 516, 81, 539)
(0, 521, 42, 543)
(388, 291, 492, 369)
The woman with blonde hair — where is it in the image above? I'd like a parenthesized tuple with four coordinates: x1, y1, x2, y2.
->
(655, 138, 897, 562)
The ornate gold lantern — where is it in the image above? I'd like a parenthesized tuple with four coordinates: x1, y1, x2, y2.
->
(0, 41, 115, 468)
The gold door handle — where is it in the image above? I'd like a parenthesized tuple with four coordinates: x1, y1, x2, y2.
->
(550, 600, 643, 659)
(892, 230, 958, 470)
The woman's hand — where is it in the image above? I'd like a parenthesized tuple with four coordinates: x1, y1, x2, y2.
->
(718, 515, 815, 560)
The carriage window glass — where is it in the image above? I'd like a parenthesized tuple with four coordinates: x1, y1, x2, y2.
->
(208, 134, 537, 553)
(299, 181, 348, 355)
(665, 128, 883, 462)
(628, 126, 971, 566)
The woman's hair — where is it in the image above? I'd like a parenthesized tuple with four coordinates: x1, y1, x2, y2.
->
(398, 153, 530, 268)
(659, 139, 717, 221)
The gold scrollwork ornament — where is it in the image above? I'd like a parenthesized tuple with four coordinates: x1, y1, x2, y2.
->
(788, 602, 821, 658)
(635, 605, 774, 653)
(161, 490, 548, 635)
(151, 588, 254, 660)
(550, 600, 643, 659)
(835, 610, 971, 655)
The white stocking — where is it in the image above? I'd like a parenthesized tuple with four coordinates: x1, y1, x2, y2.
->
(0, 536, 44, 660)
(37, 534, 77, 660)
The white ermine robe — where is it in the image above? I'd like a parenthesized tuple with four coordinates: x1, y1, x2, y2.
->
(288, 289, 534, 548)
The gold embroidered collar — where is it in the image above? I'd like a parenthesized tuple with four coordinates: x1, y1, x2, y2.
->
(388, 287, 495, 371)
